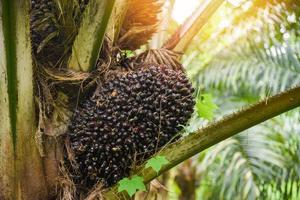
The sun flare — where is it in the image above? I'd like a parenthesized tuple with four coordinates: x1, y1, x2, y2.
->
(172, 0, 200, 24)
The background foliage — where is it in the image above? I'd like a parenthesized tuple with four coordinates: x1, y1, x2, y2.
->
(158, 0, 300, 199)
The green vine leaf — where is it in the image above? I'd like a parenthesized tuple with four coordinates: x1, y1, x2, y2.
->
(122, 49, 135, 58)
(117, 175, 146, 197)
(145, 156, 169, 173)
(196, 93, 218, 120)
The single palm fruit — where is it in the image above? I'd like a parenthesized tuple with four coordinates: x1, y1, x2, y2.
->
(66, 65, 195, 187)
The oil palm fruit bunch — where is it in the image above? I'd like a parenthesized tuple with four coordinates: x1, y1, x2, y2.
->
(66, 65, 195, 187)
(30, 0, 87, 67)
(30, 0, 60, 63)
(31, 0, 194, 191)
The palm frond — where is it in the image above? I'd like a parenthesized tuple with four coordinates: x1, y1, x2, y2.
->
(191, 2, 300, 98)
(196, 111, 300, 200)
(196, 40, 300, 98)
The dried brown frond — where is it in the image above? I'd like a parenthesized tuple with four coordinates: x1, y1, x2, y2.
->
(42, 67, 91, 84)
(84, 184, 104, 200)
(118, 0, 163, 50)
(134, 48, 183, 71)
(64, 136, 79, 172)
(57, 163, 105, 200)
(57, 164, 77, 200)
(34, 35, 113, 110)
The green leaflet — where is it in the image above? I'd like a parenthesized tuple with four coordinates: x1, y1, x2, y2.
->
(145, 156, 170, 173)
(118, 175, 146, 197)
(196, 93, 218, 120)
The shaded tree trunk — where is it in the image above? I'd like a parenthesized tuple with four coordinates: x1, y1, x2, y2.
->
(175, 159, 198, 200)
(0, 0, 48, 199)
(135, 173, 170, 200)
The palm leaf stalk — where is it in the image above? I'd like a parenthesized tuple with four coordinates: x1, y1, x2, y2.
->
(68, 0, 116, 71)
(163, 0, 224, 52)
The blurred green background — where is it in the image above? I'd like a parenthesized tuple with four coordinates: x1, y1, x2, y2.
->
(147, 0, 300, 199)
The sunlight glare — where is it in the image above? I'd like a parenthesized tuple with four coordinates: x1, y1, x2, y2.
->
(227, 0, 244, 7)
(242, 1, 252, 11)
(172, 0, 200, 24)
(219, 19, 231, 29)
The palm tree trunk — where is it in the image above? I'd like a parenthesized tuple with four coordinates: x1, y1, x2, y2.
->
(175, 160, 197, 200)
(0, 1, 47, 199)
